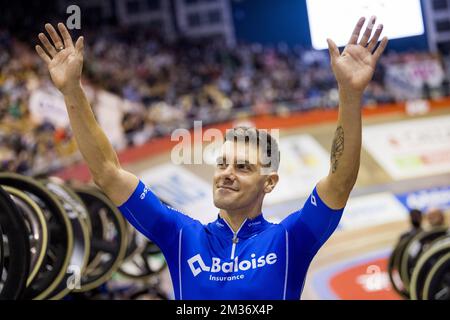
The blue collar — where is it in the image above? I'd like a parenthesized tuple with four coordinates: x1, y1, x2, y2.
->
(208, 213, 269, 240)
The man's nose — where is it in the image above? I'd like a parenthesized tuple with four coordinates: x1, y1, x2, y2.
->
(220, 164, 236, 180)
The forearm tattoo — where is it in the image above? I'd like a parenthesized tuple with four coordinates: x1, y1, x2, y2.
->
(331, 126, 344, 173)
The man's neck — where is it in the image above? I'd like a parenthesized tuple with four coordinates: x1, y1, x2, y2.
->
(219, 207, 262, 233)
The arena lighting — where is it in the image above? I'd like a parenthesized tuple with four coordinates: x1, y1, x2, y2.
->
(306, 0, 425, 50)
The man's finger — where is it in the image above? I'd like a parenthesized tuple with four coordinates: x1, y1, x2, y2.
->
(57, 23, 74, 48)
(75, 36, 84, 53)
(38, 33, 57, 58)
(373, 37, 389, 62)
(367, 24, 383, 52)
(45, 23, 64, 50)
(359, 16, 376, 47)
(35, 45, 51, 64)
(327, 38, 340, 60)
(348, 17, 366, 45)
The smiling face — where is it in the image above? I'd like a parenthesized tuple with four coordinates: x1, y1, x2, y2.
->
(213, 140, 279, 213)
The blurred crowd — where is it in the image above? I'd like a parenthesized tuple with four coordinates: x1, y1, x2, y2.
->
(0, 30, 70, 175)
(83, 27, 390, 121)
(1, 27, 450, 175)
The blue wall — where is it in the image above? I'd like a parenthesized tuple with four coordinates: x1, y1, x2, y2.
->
(231, 0, 429, 51)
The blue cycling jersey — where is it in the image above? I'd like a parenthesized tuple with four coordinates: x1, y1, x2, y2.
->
(117, 180, 343, 300)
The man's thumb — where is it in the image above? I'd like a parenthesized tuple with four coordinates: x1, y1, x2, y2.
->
(327, 38, 339, 60)
(75, 36, 84, 52)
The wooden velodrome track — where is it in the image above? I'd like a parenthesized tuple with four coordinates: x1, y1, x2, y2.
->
(57, 100, 450, 299)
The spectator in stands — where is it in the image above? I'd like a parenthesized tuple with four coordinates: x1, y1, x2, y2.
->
(426, 208, 446, 228)
(399, 209, 423, 242)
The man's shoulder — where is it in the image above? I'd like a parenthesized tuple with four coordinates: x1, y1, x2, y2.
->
(165, 205, 204, 227)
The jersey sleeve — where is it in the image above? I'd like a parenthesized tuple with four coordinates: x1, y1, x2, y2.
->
(117, 180, 196, 252)
(280, 185, 344, 255)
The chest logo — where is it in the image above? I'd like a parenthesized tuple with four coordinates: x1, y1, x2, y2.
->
(187, 253, 277, 277)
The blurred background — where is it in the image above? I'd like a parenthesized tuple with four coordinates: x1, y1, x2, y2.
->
(0, 0, 449, 300)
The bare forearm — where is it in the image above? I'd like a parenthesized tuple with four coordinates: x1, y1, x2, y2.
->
(318, 16, 387, 207)
(328, 89, 362, 192)
(63, 85, 120, 181)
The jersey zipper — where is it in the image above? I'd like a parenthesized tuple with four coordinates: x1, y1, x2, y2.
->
(222, 218, 247, 259)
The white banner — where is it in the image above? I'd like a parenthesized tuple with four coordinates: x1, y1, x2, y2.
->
(363, 115, 450, 180)
(340, 193, 408, 230)
(28, 88, 68, 127)
(28, 87, 129, 150)
(140, 164, 217, 224)
(265, 134, 330, 205)
(94, 90, 127, 150)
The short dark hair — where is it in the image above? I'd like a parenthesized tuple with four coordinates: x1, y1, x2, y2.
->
(409, 209, 422, 229)
(224, 126, 280, 172)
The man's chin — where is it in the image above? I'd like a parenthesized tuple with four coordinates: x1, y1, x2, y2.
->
(213, 198, 236, 210)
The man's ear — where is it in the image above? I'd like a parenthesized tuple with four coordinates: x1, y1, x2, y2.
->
(264, 173, 279, 193)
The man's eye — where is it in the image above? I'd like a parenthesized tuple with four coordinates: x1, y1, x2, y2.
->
(217, 162, 226, 168)
(237, 164, 249, 170)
